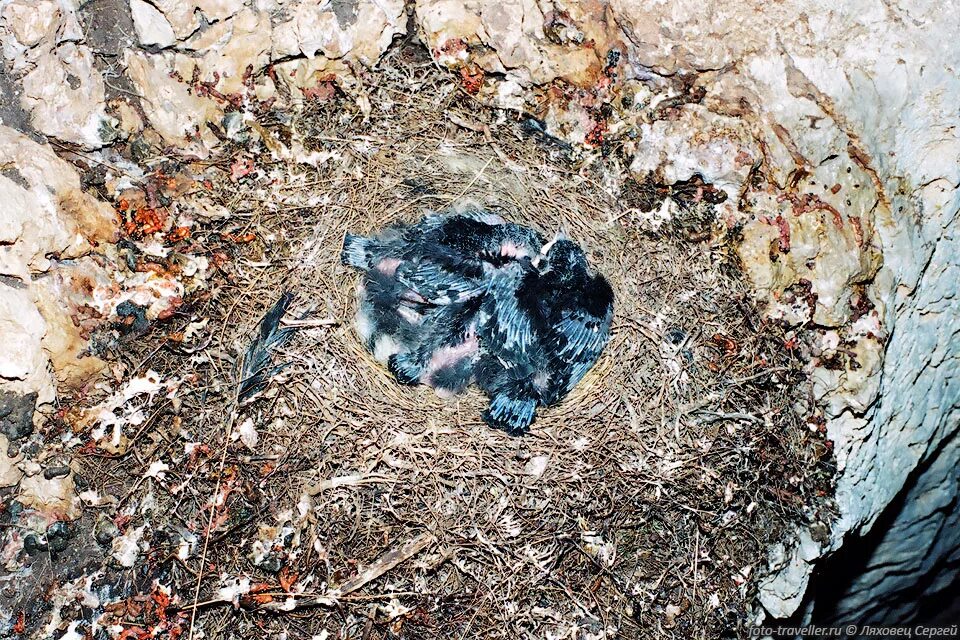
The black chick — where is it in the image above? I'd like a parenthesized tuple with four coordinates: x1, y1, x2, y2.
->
(341, 210, 544, 397)
(475, 237, 614, 435)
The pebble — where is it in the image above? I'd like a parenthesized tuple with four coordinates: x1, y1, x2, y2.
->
(44, 466, 72, 480)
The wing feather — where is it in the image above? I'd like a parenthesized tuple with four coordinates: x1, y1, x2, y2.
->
(477, 263, 537, 360)
(545, 304, 612, 398)
(395, 259, 485, 304)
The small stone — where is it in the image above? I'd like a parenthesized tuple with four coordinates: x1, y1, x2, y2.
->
(44, 465, 72, 479)
(23, 533, 46, 555)
(7, 500, 23, 520)
(94, 515, 119, 545)
(129, 136, 153, 163)
(130, 0, 177, 48)
(0, 390, 37, 440)
(258, 552, 282, 573)
(664, 328, 687, 346)
(46, 520, 72, 554)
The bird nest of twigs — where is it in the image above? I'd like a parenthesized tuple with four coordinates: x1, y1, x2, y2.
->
(71, 42, 834, 640)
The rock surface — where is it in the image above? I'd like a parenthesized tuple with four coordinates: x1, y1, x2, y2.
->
(0, 0, 115, 148)
(129, 0, 176, 48)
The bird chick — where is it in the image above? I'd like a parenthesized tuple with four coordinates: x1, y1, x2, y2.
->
(341, 210, 543, 397)
(475, 236, 614, 435)
(342, 212, 613, 436)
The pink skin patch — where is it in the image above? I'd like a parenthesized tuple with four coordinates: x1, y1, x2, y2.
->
(376, 258, 401, 276)
(421, 331, 479, 388)
(500, 241, 529, 258)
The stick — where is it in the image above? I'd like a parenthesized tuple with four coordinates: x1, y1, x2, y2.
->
(304, 473, 394, 496)
(253, 532, 436, 611)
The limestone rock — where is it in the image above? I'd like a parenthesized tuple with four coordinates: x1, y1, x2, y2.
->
(18, 466, 80, 521)
(1, 0, 61, 48)
(601, 0, 960, 622)
(152, 0, 245, 40)
(272, 0, 405, 66)
(0, 434, 23, 487)
(112, 98, 145, 136)
(130, 0, 176, 48)
(123, 50, 223, 153)
(628, 105, 758, 207)
(0, 284, 55, 405)
(0, 125, 118, 280)
(757, 528, 821, 618)
(1, 2, 114, 148)
(177, 9, 272, 95)
(32, 263, 109, 389)
(415, 0, 609, 86)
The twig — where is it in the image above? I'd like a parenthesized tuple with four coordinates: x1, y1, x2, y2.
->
(187, 354, 243, 640)
(281, 318, 339, 328)
(305, 473, 394, 495)
(446, 156, 495, 204)
(694, 410, 765, 425)
(253, 532, 436, 611)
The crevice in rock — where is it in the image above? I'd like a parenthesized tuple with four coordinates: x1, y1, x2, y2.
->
(801, 425, 960, 625)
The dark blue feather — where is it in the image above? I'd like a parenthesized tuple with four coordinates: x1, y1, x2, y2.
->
(239, 292, 297, 402)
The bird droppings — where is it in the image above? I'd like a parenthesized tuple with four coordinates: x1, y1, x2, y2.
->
(3, 46, 836, 640)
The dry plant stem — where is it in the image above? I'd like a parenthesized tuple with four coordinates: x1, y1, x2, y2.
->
(255, 532, 436, 611)
(187, 356, 243, 640)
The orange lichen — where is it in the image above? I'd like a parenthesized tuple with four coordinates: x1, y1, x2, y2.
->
(712, 333, 739, 357)
(13, 612, 25, 634)
(278, 566, 299, 592)
(224, 232, 256, 244)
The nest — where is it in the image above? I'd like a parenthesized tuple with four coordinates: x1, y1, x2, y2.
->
(72, 42, 834, 640)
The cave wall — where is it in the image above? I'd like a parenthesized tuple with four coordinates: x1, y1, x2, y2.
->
(0, 0, 957, 624)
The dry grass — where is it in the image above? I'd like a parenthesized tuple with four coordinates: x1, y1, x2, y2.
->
(68, 41, 834, 640)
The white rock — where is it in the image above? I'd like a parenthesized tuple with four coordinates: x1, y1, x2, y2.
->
(18, 467, 80, 520)
(757, 528, 821, 618)
(273, 0, 405, 66)
(235, 417, 258, 450)
(1, 0, 60, 47)
(415, 0, 601, 85)
(177, 9, 272, 95)
(2, 2, 115, 149)
(0, 284, 54, 403)
(150, 0, 245, 40)
(217, 575, 251, 605)
(524, 455, 549, 478)
(0, 126, 117, 262)
(123, 50, 222, 153)
(144, 460, 171, 479)
(130, 0, 177, 48)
